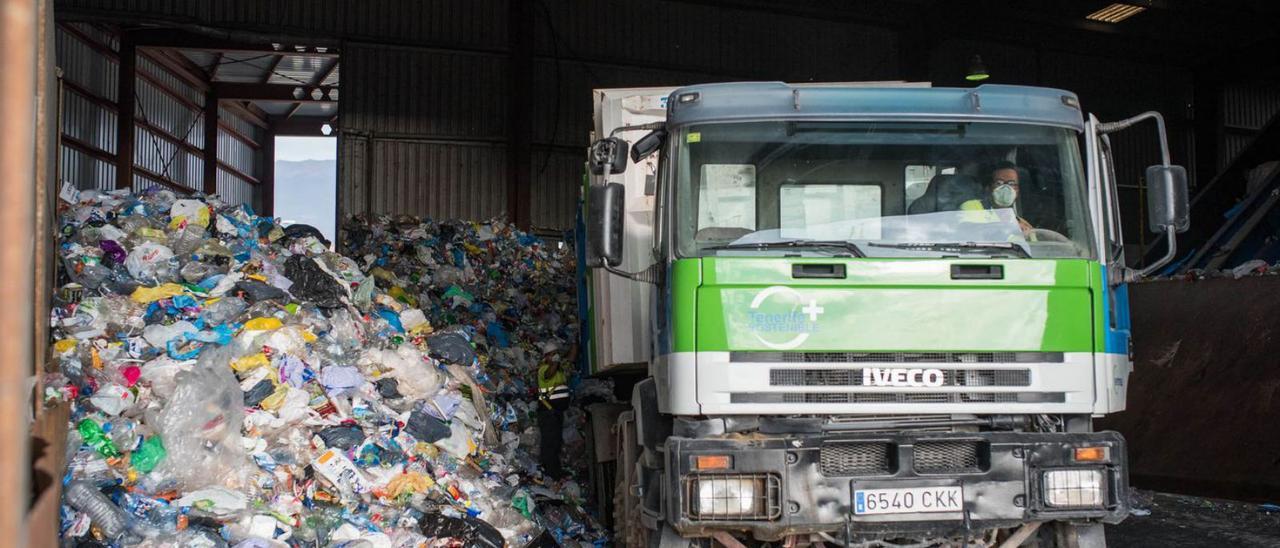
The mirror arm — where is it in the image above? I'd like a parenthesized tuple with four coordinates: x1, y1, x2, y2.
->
(602, 262, 661, 285)
(1098, 112, 1171, 166)
(609, 121, 665, 137)
(1130, 225, 1177, 281)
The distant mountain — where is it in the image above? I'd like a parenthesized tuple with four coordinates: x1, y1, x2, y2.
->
(275, 159, 336, 187)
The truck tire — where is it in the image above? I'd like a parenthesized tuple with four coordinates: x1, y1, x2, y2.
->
(1032, 522, 1107, 548)
(614, 411, 645, 547)
(649, 524, 710, 548)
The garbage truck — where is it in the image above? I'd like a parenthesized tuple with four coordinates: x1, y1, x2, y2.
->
(580, 82, 1189, 547)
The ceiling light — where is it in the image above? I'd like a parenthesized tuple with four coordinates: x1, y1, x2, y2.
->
(1086, 3, 1146, 24)
(966, 55, 989, 82)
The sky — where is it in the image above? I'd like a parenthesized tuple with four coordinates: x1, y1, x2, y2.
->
(274, 136, 337, 241)
(275, 136, 337, 162)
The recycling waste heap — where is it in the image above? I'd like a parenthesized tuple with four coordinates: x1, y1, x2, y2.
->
(45, 188, 612, 547)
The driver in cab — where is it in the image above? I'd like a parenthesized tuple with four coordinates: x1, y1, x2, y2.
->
(960, 160, 1035, 237)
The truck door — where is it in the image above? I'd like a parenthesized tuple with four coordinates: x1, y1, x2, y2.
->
(1085, 113, 1133, 412)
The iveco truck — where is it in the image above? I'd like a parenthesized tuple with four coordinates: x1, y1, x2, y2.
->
(580, 82, 1188, 547)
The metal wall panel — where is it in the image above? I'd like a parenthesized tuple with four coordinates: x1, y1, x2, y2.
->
(341, 45, 506, 138)
(135, 70, 204, 149)
(60, 146, 115, 191)
(55, 26, 117, 101)
(366, 140, 507, 221)
(64, 22, 118, 50)
(1222, 133, 1253, 173)
(62, 88, 117, 154)
(137, 54, 204, 106)
(1222, 83, 1280, 130)
(135, 126, 201, 190)
(338, 134, 369, 215)
(530, 149, 582, 230)
(216, 167, 257, 209)
(218, 106, 258, 140)
(217, 128, 256, 177)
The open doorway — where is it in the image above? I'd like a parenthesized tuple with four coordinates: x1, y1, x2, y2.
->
(274, 136, 337, 242)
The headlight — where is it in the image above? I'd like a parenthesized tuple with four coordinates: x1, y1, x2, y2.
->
(687, 474, 780, 520)
(1042, 468, 1105, 508)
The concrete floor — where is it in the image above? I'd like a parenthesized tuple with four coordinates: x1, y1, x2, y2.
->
(1106, 490, 1280, 547)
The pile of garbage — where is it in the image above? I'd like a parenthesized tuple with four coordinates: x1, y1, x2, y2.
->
(45, 188, 609, 547)
(1158, 258, 1280, 281)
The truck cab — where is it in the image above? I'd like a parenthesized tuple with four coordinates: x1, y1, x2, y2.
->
(582, 82, 1188, 547)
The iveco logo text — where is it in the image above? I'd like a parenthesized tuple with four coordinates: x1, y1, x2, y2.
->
(863, 368, 946, 387)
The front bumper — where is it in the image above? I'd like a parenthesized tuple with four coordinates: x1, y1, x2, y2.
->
(663, 431, 1128, 541)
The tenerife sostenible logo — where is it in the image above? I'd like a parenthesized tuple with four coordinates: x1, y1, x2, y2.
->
(747, 286, 824, 350)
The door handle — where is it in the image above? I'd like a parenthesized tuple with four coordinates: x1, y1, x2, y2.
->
(792, 264, 846, 279)
(950, 264, 1004, 280)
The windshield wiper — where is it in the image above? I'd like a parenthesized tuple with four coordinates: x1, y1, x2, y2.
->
(866, 241, 1031, 258)
(704, 239, 866, 257)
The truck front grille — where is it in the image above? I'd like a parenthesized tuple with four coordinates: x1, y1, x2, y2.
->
(820, 442, 893, 476)
(733, 351, 1064, 364)
(730, 392, 1066, 404)
(913, 440, 985, 474)
(769, 368, 1032, 387)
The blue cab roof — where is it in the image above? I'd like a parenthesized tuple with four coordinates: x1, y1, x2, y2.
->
(665, 82, 1085, 131)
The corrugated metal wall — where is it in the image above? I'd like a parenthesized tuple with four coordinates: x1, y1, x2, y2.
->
(1220, 83, 1280, 172)
(55, 22, 267, 209)
(57, 23, 118, 191)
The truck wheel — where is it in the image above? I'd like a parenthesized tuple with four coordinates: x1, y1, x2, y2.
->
(1034, 522, 1107, 548)
(649, 524, 710, 548)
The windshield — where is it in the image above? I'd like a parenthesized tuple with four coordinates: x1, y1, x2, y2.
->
(673, 121, 1094, 259)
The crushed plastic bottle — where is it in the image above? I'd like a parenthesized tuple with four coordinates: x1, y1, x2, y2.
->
(65, 480, 131, 540)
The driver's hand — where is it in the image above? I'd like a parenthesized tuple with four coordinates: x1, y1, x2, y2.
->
(1017, 217, 1033, 234)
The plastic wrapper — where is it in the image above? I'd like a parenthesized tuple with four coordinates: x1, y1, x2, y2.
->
(152, 346, 249, 490)
(125, 241, 177, 283)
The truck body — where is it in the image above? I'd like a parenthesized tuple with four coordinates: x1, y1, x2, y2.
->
(581, 82, 1188, 546)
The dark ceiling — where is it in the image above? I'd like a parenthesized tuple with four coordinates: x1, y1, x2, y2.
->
(687, 0, 1280, 75)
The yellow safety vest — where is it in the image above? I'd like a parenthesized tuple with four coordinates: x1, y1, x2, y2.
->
(537, 365, 569, 406)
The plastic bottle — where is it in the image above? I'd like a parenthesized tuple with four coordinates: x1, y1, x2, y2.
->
(65, 480, 130, 540)
(77, 419, 121, 458)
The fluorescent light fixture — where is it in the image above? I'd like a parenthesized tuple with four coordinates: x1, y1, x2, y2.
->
(1086, 3, 1146, 23)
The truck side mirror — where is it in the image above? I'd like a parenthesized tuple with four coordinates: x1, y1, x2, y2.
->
(587, 183, 626, 267)
(630, 129, 666, 162)
(1145, 165, 1189, 233)
(588, 137, 629, 175)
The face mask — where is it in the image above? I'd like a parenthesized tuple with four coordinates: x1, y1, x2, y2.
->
(992, 183, 1018, 208)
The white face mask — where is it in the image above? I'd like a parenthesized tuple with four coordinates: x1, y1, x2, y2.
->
(992, 183, 1018, 208)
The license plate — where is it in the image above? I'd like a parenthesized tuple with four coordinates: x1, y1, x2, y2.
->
(853, 486, 963, 515)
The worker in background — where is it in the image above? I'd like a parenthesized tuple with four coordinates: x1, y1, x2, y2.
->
(961, 160, 1035, 236)
(536, 344, 572, 480)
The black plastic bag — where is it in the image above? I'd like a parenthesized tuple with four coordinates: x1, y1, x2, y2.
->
(426, 330, 476, 366)
(404, 408, 451, 443)
(317, 424, 367, 450)
(418, 512, 504, 548)
(242, 379, 274, 408)
(282, 223, 331, 248)
(235, 279, 287, 303)
(285, 255, 346, 309)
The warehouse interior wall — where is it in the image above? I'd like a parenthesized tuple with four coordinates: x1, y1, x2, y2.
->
(50, 0, 1280, 254)
(55, 23, 271, 213)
